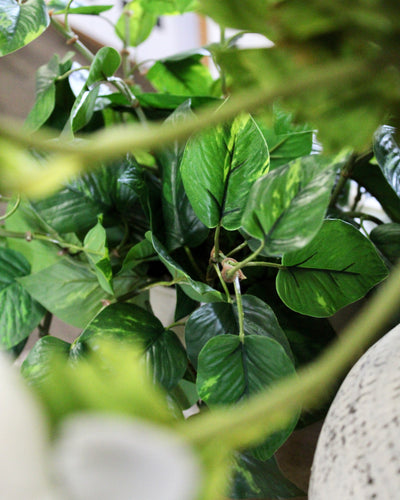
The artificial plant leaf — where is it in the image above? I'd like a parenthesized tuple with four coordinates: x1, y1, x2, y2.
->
(83, 218, 113, 295)
(115, 0, 158, 47)
(24, 54, 63, 131)
(181, 113, 269, 230)
(23, 339, 177, 427)
(86, 47, 121, 87)
(351, 155, 400, 223)
(32, 158, 139, 235)
(21, 336, 71, 386)
(17, 257, 111, 328)
(147, 55, 214, 96)
(5, 199, 62, 273)
(276, 219, 389, 317)
(0, 247, 45, 349)
(373, 125, 400, 195)
(257, 107, 315, 170)
(185, 295, 292, 368)
(149, 232, 224, 303)
(230, 452, 304, 499)
(73, 303, 187, 391)
(370, 223, 400, 265)
(242, 155, 342, 255)
(0, 0, 49, 57)
(157, 100, 209, 250)
(197, 334, 298, 459)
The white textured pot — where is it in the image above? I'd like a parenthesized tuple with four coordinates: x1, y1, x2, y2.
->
(309, 323, 400, 499)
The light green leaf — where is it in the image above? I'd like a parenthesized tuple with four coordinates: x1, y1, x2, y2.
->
(185, 295, 292, 368)
(70, 84, 100, 133)
(158, 100, 209, 250)
(86, 47, 121, 87)
(197, 334, 298, 459)
(373, 125, 400, 196)
(0, 0, 49, 57)
(181, 113, 269, 230)
(73, 303, 187, 390)
(84, 218, 113, 295)
(147, 55, 214, 96)
(148, 232, 224, 303)
(53, 5, 113, 15)
(0, 247, 45, 348)
(276, 219, 389, 317)
(241, 155, 342, 255)
(115, 0, 158, 47)
(142, 0, 198, 15)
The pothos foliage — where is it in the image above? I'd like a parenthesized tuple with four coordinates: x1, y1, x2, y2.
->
(0, 0, 399, 499)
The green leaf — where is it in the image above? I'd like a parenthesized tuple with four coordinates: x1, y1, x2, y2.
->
(351, 155, 400, 223)
(181, 113, 269, 230)
(373, 125, 400, 196)
(197, 334, 298, 459)
(0, 247, 45, 349)
(32, 158, 139, 235)
(0, 0, 49, 57)
(17, 258, 111, 328)
(158, 101, 209, 250)
(115, 0, 158, 47)
(24, 54, 61, 131)
(231, 452, 305, 499)
(147, 55, 214, 96)
(120, 239, 157, 274)
(84, 218, 113, 295)
(69, 84, 101, 133)
(185, 295, 292, 368)
(86, 47, 121, 87)
(142, 0, 198, 15)
(174, 285, 198, 321)
(21, 336, 71, 386)
(73, 303, 187, 390)
(5, 199, 62, 273)
(370, 223, 400, 265)
(276, 219, 389, 317)
(241, 155, 342, 255)
(149, 232, 224, 303)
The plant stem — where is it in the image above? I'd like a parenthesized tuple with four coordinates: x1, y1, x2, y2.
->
(213, 223, 222, 263)
(184, 246, 204, 281)
(225, 241, 265, 281)
(182, 259, 400, 449)
(56, 66, 91, 81)
(329, 153, 355, 208)
(213, 264, 232, 303)
(38, 311, 53, 338)
(50, 17, 95, 63)
(243, 260, 283, 270)
(122, 8, 131, 80)
(343, 211, 385, 226)
(219, 25, 228, 96)
(116, 277, 183, 302)
(0, 194, 20, 221)
(233, 276, 245, 342)
(226, 240, 249, 258)
(64, 0, 75, 32)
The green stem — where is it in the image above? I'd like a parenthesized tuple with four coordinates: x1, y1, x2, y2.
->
(50, 17, 95, 63)
(226, 240, 249, 258)
(0, 194, 20, 221)
(225, 241, 265, 281)
(213, 223, 222, 263)
(182, 260, 400, 449)
(0, 59, 369, 162)
(184, 246, 204, 281)
(56, 66, 91, 81)
(64, 0, 75, 32)
(329, 153, 356, 208)
(38, 311, 53, 338)
(213, 263, 232, 303)
(243, 260, 283, 270)
(219, 25, 228, 96)
(108, 77, 147, 125)
(167, 320, 186, 330)
(233, 277, 245, 342)
(344, 211, 385, 226)
(122, 9, 131, 80)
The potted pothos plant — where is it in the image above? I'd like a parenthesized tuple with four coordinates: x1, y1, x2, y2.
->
(0, 1, 400, 499)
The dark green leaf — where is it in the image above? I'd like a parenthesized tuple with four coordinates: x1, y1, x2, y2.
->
(181, 113, 269, 230)
(276, 219, 388, 317)
(32, 158, 139, 235)
(148, 232, 224, 303)
(185, 295, 292, 368)
(86, 47, 121, 87)
(0, 247, 45, 348)
(231, 452, 304, 499)
(0, 0, 49, 57)
(242, 155, 342, 255)
(147, 55, 214, 96)
(174, 284, 198, 321)
(21, 336, 71, 386)
(120, 239, 157, 273)
(373, 125, 400, 195)
(115, 0, 158, 47)
(197, 334, 298, 459)
(158, 101, 209, 250)
(73, 303, 187, 390)
(84, 218, 113, 295)
(370, 223, 400, 264)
